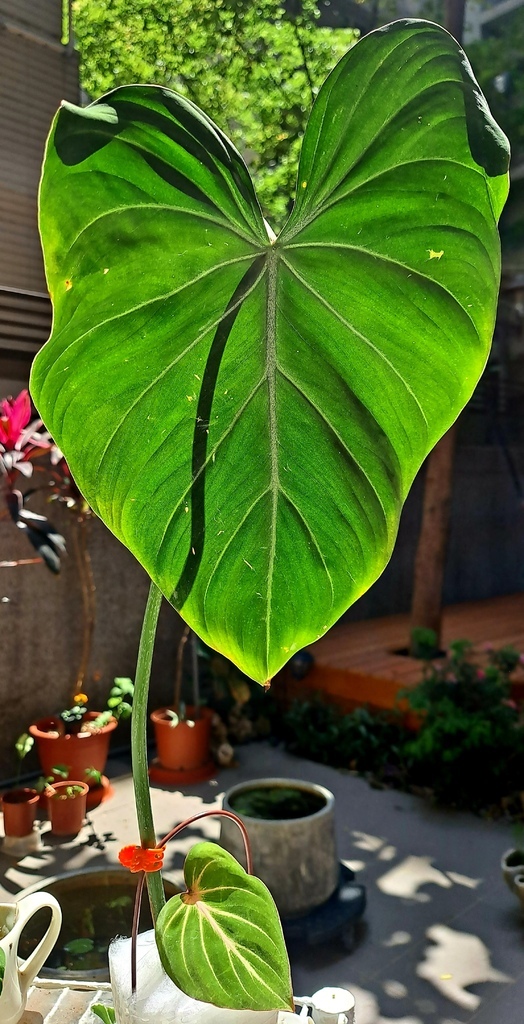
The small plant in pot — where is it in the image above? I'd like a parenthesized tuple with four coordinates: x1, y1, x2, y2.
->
(30, 15, 508, 1023)
(150, 626, 215, 784)
(45, 780, 90, 837)
(1, 734, 40, 842)
(29, 678, 133, 803)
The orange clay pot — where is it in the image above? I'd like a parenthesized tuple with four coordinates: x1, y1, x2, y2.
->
(150, 706, 213, 771)
(47, 781, 89, 836)
(1, 788, 40, 837)
(29, 712, 117, 787)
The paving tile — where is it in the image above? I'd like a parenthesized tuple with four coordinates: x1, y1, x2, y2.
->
(2, 742, 523, 1024)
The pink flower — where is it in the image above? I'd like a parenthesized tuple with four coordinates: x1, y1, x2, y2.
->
(0, 391, 31, 448)
(476, 669, 485, 680)
(502, 699, 517, 710)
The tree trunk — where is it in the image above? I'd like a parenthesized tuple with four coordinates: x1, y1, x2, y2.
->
(410, 424, 457, 645)
(409, 0, 466, 653)
(444, 0, 467, 42)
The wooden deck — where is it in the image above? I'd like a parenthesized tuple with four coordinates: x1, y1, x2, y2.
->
(280, 593, 524, 713)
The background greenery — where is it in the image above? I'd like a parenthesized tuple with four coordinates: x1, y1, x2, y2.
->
(72, 0, 523, 229)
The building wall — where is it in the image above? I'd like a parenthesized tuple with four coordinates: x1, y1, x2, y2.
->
(0, 5, 184, 783)
(0, 0, 78, 293)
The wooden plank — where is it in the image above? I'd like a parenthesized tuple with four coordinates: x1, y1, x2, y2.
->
(279, 594, 524, 713)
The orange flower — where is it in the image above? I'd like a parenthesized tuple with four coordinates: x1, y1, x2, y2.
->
(118, 844, 164, 873)
(74, 693, 89, 705)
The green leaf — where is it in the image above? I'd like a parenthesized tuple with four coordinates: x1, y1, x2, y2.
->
(31, 20, 509, 684)
(91, 1006, 116, 1024)
(0, 947, 5, 996)
(64, 937, 95, 955)
(155, 842, 293, 1011)
(15, 733, 34, 761)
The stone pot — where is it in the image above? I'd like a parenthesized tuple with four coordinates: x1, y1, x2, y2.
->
(501, 847, 524, 894)
(220, 778, 338, 918)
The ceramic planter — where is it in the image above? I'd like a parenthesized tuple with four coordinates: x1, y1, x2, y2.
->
(150, 705, 214, 783)
(501, 847, 524, 894)
(220, 778, 339, 917)
(1, 788, 40, 837)
(29, 712, 117, 789)
(0, 892, 62, 1024)
(47, 781, 89, 836)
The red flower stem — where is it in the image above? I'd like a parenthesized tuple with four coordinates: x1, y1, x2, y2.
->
(131, 871, 146, 994)
(158, 809, 253, 875)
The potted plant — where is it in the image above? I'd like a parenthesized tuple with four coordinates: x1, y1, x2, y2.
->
(30, 16, 508, 1022)
(45, 780, 90, 837)
(29, 677, 134, 804)
(150, 627, 214, 784)
(1, 734, 40, 844)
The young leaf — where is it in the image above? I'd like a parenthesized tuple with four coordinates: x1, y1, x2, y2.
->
(91, 1006, 116, 1024)
(31, 20, 509, 684)
(155, 842, 293, 1011)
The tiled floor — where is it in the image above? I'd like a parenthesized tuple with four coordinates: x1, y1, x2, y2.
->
(2, 742, 523, 1024)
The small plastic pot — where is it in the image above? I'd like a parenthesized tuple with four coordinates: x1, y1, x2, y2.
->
(150, 706, 213, 771)
(2, 789, 40, 837)
(47, 781, 89, 836)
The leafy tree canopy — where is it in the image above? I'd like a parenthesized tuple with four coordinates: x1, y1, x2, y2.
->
(72, 0, 358, 227)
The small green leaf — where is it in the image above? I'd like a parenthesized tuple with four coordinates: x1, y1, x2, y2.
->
(155, 842, 293, 1011)
(91, 1005, 116, 1024)
(15, 733, 34, 761)
(64, 937, 95, 955)
(0, 947, 5, 996)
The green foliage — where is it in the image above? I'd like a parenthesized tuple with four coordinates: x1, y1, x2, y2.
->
(403, 642, 524, 809)
(282, 641, 524, 812)
(155, 841, 293, 1011)
(31, 21, 508, 683)
(106, 677, 134, 720)
(72, 0, 358, 227)
(410, 627, 439, 660)
(467, 15, 524, 164)
(283, 699, 404, 774)
(0, 947, 5, 997)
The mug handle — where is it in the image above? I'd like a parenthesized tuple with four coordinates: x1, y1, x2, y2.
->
(12, 892, 62, 996)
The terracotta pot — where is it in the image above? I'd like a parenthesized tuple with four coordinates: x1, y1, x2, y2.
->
(47, 781, 89, 836)
(29, 712, 117, 787)
(1, 788, 40, 837)
(150, 706, 212, 771)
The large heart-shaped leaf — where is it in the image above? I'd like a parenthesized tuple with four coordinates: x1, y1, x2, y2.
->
(155, 842, 293, 1011)
(31, 20, 509, 683)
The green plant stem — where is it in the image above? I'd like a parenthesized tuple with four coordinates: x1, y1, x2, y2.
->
(132, 581, 165, 921)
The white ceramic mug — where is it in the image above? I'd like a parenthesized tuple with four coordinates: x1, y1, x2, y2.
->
(0, 892, 62, 1024)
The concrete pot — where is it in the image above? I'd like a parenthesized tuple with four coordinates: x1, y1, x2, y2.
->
(220, 778, 338, 918)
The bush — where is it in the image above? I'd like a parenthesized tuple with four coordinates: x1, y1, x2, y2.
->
(402, 640, 524, 810)
(282, 699, 405, 776)
(280, 641, 524, 814)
